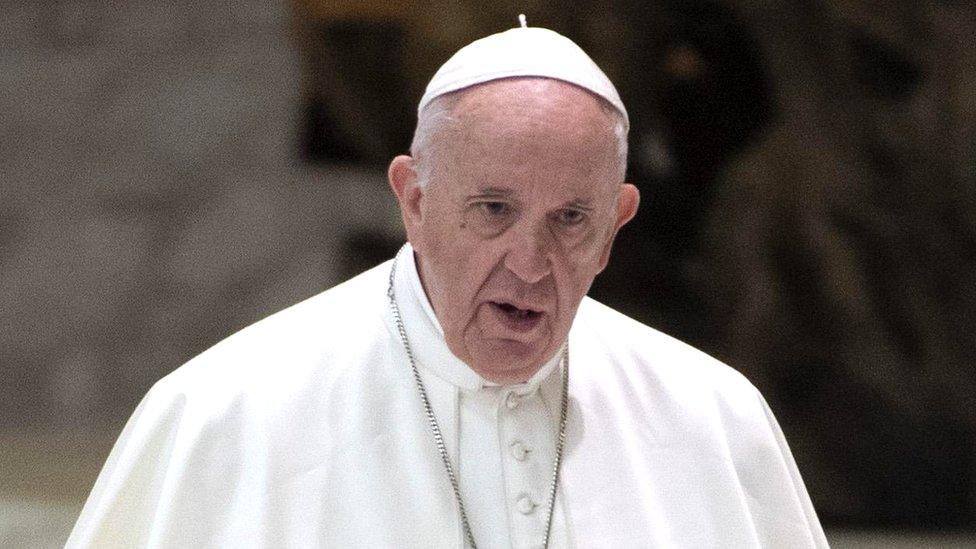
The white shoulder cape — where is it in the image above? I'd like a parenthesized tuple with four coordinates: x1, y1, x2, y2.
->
(67, 258, 828, 548)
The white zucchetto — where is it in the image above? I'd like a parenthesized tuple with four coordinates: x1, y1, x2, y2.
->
(418, 23, 629, 129)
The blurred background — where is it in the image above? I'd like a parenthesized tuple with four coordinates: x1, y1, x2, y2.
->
(2, 0, 975, 546)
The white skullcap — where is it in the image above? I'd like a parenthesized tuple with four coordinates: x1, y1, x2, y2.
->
(418, 22, 628, 130)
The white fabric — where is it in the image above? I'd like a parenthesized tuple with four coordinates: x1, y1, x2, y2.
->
(418, 26, 628, 130)
(67, 245, 828, 548)
(398, 248, 567, 548)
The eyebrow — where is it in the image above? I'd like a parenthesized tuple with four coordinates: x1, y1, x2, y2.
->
(566, 199, 594, 211)
(471, 187, 515, 199)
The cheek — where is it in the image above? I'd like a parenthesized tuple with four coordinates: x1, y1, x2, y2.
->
(552, 248, 604, 305)
(428, 232, 496, 304)
(557, 231, 608, 275)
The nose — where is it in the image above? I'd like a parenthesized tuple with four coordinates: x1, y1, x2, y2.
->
(503, 227, 552, 284)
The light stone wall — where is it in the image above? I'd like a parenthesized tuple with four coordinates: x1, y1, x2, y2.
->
(0, 0, 402, 433)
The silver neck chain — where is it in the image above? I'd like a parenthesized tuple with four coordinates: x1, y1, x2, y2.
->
(386, 251, 569, 549)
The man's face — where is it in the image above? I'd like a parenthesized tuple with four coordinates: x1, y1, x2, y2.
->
(391, 79, 639, 384)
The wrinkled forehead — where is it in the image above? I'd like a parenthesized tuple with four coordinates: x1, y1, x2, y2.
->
(428, 78, 620, 154)
(431, 80, 623, 190)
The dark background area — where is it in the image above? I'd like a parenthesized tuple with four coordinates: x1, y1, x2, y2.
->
(296, 0, 976, 531)
(2, 0, 974, 545)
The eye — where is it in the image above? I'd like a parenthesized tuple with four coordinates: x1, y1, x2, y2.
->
(554, 208, 586, 226)
(464, 199, 516, 237)
(479, 201, 511, 217)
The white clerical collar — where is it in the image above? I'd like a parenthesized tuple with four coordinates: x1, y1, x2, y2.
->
(393, 243, 564, 393)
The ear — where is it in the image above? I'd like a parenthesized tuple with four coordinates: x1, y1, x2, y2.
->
(388, 155, 425, 241)
(597, 183, 640, 271)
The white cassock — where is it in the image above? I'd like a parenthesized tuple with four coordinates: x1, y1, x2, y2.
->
(67, 244, 828, 548)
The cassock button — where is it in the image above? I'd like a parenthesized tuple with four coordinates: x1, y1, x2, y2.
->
(516, 495, 536, 515)
(510, 440, 530, 461)
(505, 391, 520, 409)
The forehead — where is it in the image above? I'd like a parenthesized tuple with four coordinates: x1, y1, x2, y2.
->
(431, 79, 619, 198)
(452, 78, 616, 142)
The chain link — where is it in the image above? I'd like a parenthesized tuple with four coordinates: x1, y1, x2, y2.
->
(387, 249, 568, 549)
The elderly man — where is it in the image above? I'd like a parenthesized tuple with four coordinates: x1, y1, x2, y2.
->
(68, 22, 827, 548)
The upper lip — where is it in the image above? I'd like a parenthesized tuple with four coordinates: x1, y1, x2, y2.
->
(488, 299, 546, 313)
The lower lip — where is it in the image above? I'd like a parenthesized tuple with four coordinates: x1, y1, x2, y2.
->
(488, 302, 543, 333)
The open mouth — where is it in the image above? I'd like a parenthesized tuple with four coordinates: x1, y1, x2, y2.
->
(489, 301, 543, 331)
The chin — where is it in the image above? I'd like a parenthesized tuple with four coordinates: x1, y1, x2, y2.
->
(469, 339, 550, 384)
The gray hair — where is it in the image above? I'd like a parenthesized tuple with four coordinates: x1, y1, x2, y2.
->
(409, 87, 629, 188)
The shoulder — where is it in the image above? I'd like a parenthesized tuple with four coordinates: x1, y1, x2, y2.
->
(146, 259, 396, 420)
(570, 297, 788, 466)
(67, 261, 402, 547)
(571, 296, 761, 412)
